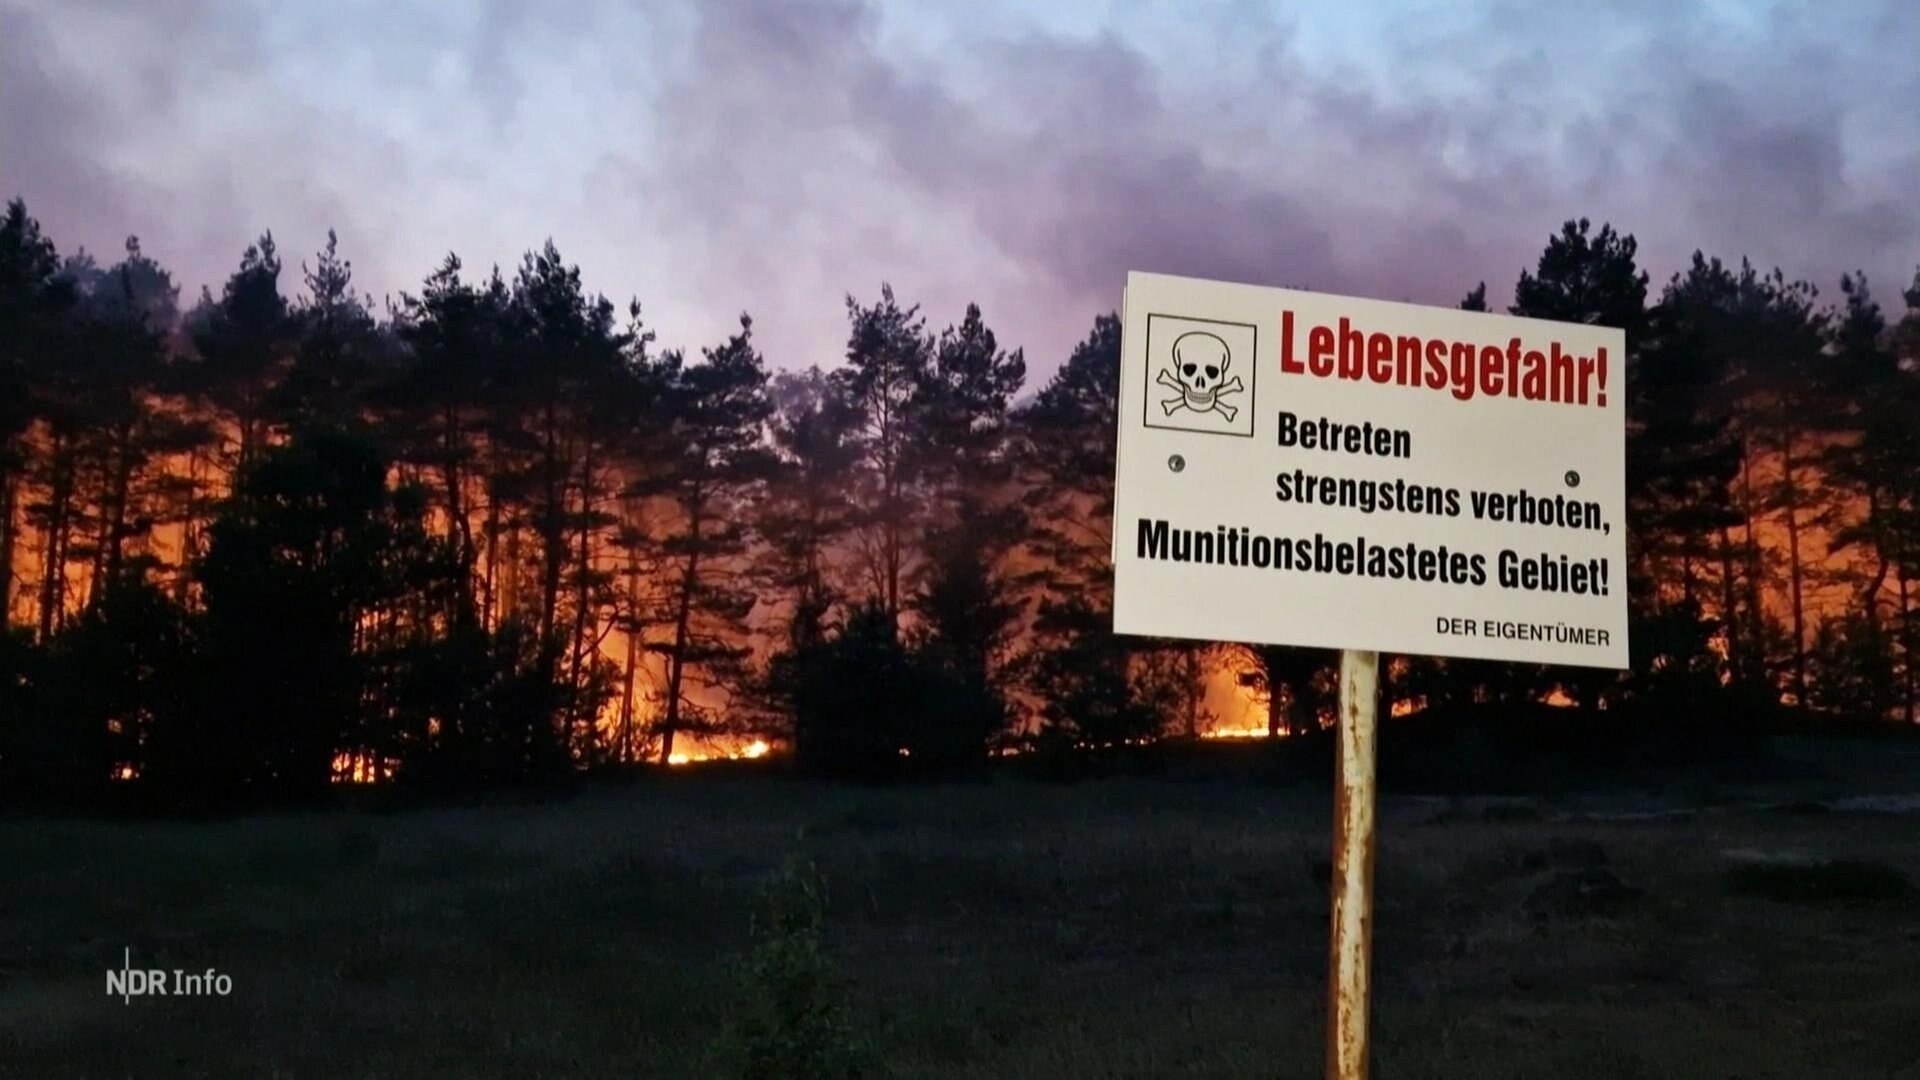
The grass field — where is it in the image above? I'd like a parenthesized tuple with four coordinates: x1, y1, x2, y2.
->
(3, 739, 1919, 1079)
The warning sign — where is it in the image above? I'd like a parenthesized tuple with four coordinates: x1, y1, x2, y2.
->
(1112, 271, 1629, 668)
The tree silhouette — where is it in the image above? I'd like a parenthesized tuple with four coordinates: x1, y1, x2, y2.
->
(0, 201, 71, 628)
(757, 367, 860, 653)
(176, 428, 452, 802)
(187, 233, 292, 479)
(836, 285, 931, 625)
(635, 316, 773, 764)
(1015, 314, 1176, 745)
(1818, 273, 1916, 718)
(4, 188, 1918, 811)
(911, 302, 1027, 756)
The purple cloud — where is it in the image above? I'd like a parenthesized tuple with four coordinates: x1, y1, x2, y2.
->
(3, 0, 1915, 378)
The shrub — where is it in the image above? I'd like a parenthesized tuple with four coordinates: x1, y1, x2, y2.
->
(725, 858, 868, 1080)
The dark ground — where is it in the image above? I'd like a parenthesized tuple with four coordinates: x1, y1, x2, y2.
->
(3, 734, 1919, 1079)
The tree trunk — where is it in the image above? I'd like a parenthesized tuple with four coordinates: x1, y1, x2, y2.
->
(1717, 525, 1743, 685)
(1779, 427, 1809, 707)
(1900, 566, 1915, 726)
(883, 454, 902, 620)
(237, 408, 258, 482)
(564, 445, 596, 753)
(173, 448, 204, 608)
(533, 407, 569, 756)
(537, 407, 566, 650)
(440, 405, 475, 622)
(1739, 437, 1766, 680)
(101, 419, 137, 594)
(875, 384, 904, 624)
(0, 466, 16, 626)
(481, 451, 502, 629)
(659, 497, 704, 766)
(1183, 648, 1202, 739)
(1861, 487, 1893, 715)
(501, 521, 521, 623)
(38, 432, 74, 640)
(1259, 649, 1283, 738)
(616, 550, 642, 764)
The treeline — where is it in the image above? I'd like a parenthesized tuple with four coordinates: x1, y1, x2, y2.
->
(1, 200, 1917, 809)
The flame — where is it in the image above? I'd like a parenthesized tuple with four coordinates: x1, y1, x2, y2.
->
(331, 751, 384, 784)
(665, 738, 774, 766)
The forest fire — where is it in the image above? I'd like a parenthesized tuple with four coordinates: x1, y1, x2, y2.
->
(666, 739, 772, 766)
(1201, 725, 1286, 740)
(2, 203, 1918, 813)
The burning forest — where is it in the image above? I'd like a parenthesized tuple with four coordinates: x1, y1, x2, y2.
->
(2, 207, 1919, 810)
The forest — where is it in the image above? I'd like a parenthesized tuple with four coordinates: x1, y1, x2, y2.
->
(3, 198, 1918, 811)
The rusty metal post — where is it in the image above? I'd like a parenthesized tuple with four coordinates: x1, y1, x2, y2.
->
(1326, 648, 1379, 1080)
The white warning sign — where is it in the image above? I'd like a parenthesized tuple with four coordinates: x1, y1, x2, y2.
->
(1112, 271, 1629, 668)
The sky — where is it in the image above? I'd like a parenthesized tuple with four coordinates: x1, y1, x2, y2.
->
(4, 0, 1917, 381)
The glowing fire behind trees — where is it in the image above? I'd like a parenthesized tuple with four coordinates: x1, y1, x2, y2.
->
(7, 421, 1898, 779)
(2, 204, 1919, 804)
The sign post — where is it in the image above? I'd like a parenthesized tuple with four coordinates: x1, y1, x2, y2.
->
(1327, 648, 1378, 1080)
(1109, 271, 1629, 1076)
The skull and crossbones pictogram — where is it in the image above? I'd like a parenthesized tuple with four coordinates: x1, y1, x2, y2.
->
(1157, 331, 1243, 422)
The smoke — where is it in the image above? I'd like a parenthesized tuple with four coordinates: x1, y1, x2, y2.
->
(4, 0, 1916, 376)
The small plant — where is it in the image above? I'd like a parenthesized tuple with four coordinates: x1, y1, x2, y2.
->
(725, 858, 868, 1080)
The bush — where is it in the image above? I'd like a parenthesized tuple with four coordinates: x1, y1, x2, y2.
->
(778, 602, 1004, 777)
(723, 858, 868, 1080)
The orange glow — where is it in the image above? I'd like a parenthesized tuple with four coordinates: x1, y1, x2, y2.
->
(664, 738, 774, 766)
(332, 751, 383, 784)
(1202, 725, 1282, 740)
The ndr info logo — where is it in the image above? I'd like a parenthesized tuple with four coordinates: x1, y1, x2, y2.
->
(106, 948, 232, 1004)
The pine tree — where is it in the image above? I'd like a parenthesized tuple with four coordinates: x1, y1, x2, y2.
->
(187, 233, 292, 478)
(391, 254, 509, 625)
(635, 316, 773, 764)
(1014, 315, 1172, 745)
(1504, 219, 1649, 707)
(911, 303, 1027, 750)
(56, 239, 208, 607)
(757, 367, 860, 647)
(282, 229, 381, 430)
(174, 429, 457, 803)
(1822, 272, 1920, 718)
(1626, 265, 1745, 701)
(0, 201, 71, 626)
(835, 285, 931, 624)
(498, 241, 631, 751)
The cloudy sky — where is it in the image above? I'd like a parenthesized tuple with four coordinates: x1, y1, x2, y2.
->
(4, 0, 1917, 378)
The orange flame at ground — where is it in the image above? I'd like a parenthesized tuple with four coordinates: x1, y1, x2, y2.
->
(1201, 725, 1285, 740)
(666, 739, 772, 766)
